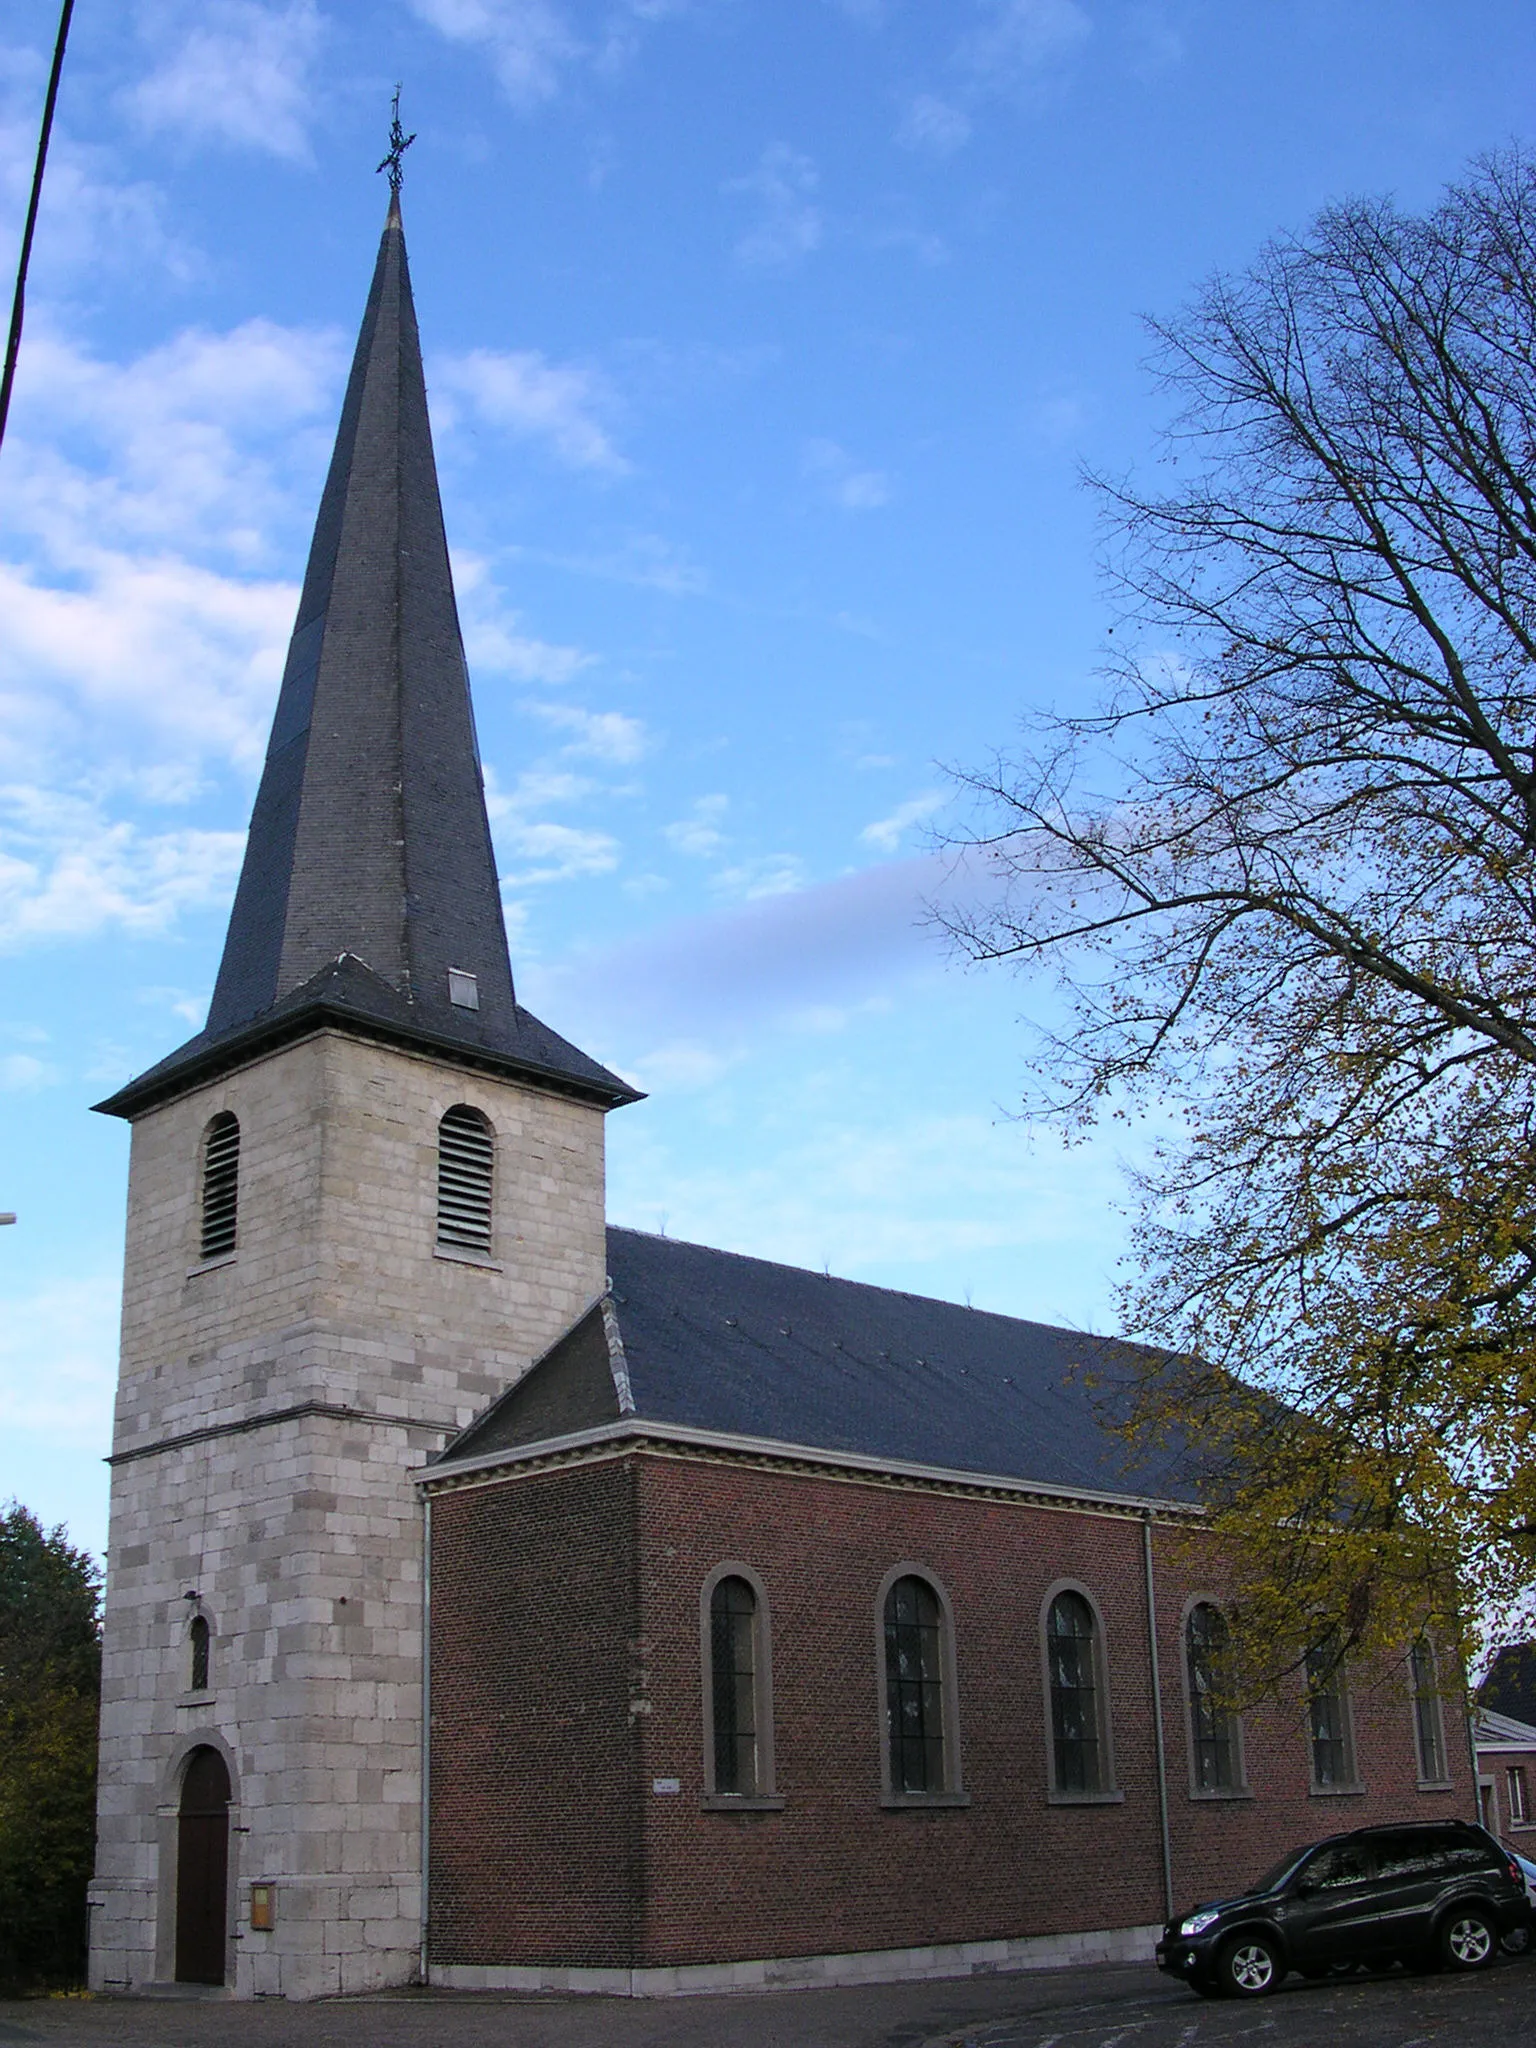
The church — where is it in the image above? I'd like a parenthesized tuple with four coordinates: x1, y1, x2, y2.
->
(86, 191, 1473, 2000)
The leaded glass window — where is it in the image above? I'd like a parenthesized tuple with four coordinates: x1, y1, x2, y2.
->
(709, 1576, 758, 1795)
(1047, 1590, 1102, 1793)
(1186, 1602, 1238, 1791)
(1410, 1638, 1446, 1783)
(189, 1614, 210, 1693)
(1305, 1643, 1353, 1787)
(884, 1575, 945, 1794)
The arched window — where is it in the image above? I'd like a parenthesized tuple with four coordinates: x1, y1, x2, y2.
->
(1046, 1589, 1105, 1794)
(709, 1576, 759, 1795)
(200, 1112, 240, 1260)
(436, 1105, 494, 1253)
(884, 1574, 946, 1795)
(700, 1564, 778, 1803)
(1305, 1642, 1356, 1789)
(1410, 1637, 1447, 1784)
(1186, 1602, 1240, 1792)
(189, 1615, 210, 1693)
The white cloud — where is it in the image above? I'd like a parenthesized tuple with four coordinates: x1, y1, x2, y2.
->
(0, 786, 245, 949)
(0, 1053, 57, 1090)
(1028, 392, 1088, 443)
(408, 0, 686, 105)
(525, 854, 959, 1055)
(664, 793, 728, 858)
(803, 438, 892, 511)
(509, 531, 707, 596)
(0, 321, 347, 799)
(2, 321, 342, 566)
(861, 790, 947, 853)
(897, 94, 973, 155)
(608, 1108, 1124, 1290)
(434, 347, 626, 473)
(0, 91, 188, 290)
(1122, 2, 1186, 75)
(0, 555, 294, 774)
(451, 554, 593, 683)
(407, 0, 582, 107)
(523, 702, 650, 763)
(728, 144, 823, 273)
(0, 1274, 119, 1446)
(712, 853, 807, 901)
(958, 0, 1092, 98)
(499, 819, 620, 885)
(131, 1, 324, 161)
(485, 765, 621, 884)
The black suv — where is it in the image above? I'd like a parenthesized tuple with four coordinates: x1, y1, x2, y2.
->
(1156, 1820, 1530, 1998)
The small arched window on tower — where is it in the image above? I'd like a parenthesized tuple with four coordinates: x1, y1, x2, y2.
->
(189, 1614, 211, 1693)
(436, 1105, 495, 1254)
(199, 1112, 240, 1260)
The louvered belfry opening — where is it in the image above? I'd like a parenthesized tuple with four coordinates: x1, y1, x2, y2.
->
(200, 1112, 240, 1260)
(437, 1105, 495, 1253)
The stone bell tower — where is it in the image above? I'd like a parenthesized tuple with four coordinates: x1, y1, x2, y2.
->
(87, 190, 638, 1999)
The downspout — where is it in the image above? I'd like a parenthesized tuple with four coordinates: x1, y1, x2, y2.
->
(1142, 1512, 1175, 1921)
(419, 1491, 432, 1986)
(1464, 1682, 1483, 1827)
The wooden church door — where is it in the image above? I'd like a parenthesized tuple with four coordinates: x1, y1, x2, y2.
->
(175, 1747, 231, 1984)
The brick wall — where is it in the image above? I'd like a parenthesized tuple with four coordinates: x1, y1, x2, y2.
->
(427, 1447, 1474, 1970)
(428, 1458, 641, 1967)
(1150, 1524, 1475, 1912)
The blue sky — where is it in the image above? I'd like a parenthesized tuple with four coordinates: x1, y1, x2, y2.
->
(2, 0, 1532, 1559)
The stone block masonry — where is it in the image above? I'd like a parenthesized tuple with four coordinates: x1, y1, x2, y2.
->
(90, 1026, 607, 1999)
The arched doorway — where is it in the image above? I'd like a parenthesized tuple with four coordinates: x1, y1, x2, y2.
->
(175, 1746, 231, 1984)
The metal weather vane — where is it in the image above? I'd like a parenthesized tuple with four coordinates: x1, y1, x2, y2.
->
(377, 86, 416, 193)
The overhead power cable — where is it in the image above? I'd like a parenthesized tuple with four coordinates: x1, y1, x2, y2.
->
(0, 0, 77, 461)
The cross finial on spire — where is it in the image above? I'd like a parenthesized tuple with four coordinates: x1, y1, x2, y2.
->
(377, 85, 416, 194)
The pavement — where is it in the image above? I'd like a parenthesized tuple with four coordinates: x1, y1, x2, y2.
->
(2, 1954, 1531, 2048)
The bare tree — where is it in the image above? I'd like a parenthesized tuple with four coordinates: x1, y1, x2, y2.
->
(948, 149, 1536, 1690)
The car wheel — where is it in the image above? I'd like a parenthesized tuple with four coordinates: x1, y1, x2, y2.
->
(1440, 1907, 1498, 1971)
(1501, 1924, 1531, 1956)
(1217, 1932, 1284, 1997)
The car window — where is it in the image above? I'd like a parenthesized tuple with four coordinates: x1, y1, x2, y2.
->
(1373, 1830, 1442, 1878)
(1253, 1847, 1311, 1893)
(1303, 1842, 1376, 1888)
(1441, 1840, 1495, 1871)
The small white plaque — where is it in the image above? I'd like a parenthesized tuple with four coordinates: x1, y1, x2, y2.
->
(651, 1777, 681, 1795)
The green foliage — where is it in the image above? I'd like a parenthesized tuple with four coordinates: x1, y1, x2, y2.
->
(950, 148, 1536, 1688)
(0, 1504, 101, 1992)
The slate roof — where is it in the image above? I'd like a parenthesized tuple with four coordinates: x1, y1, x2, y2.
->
(433, 1227, 1200, 1505)
(1481, 1644, 1536, 1730)
(99, 195, 636, 1119)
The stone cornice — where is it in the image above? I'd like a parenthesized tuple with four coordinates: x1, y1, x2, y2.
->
(416, 1417, 1203, 1523)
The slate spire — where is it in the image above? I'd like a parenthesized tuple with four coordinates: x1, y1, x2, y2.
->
(99, 196, 637, 1118)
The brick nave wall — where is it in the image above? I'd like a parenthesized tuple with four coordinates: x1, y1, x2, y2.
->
(428, 1458, 640, 1967)
(428, 1450, 1474, 1968)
